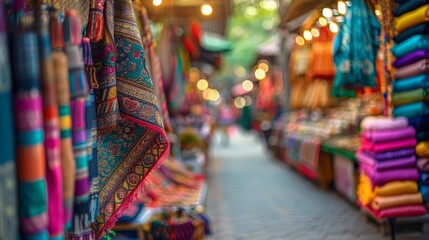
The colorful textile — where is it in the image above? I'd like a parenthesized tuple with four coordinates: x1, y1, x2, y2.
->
(361, 165, 420, 186)
(392, 88, 429, 105)
(361, 137, 416, 153)
(65, 10, 92, 239)
(136, 6, 172, 132)
(39, 20, 64, 239)
(363, 126, 415, 143)
(82, 37, 100, 233)
(416, 141, 429, 157)
(362, 202, 426, 219)
(356, 152, 416, 171)
(91, 0, 170, 237)
(395, 5, 429, 33)
(395, 59, 429, 79)
(394, 23, 429, 43)
(392, 74, 429, 93)
(361, 116, 408, 131)
(393, 102, 429, 118)
(12, 31, 48, 239)
(371, 193, 423, 210)
(375, 181, 419, 197)
(0, 3, 18, 238)
(333, 0, 380, 91)
(420, 182, 429, 202)
(408, 115, 429, 131)
(417, 158, 429, 171)
(52, 52, 75, 230)
(86, 0, 105, 42)
(420, 172, 429, 184)
(362, 148, 415, 161)
(393, 49, 429, 68)
(394, 0, 429, 17)
(391, 35, 429, 58)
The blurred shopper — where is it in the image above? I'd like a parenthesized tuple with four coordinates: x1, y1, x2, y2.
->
(218, 101, 237, 146)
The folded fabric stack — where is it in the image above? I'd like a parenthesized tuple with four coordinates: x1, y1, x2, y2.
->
(393, 1, 429, 211)
(357, 117, 426, 218)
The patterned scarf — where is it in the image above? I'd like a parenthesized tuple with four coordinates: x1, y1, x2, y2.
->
(12, 30, 48, 239)
(91, 0, 170, 237)
(39, 15, 64, 239)
(0, 4, 19, 239)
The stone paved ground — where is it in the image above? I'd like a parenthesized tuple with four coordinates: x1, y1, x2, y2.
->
(206, 129, 429, 240)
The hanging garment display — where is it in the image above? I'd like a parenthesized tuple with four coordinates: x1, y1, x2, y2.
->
(12, 30, 49, 240)
(39, 14, 64, 239)
(90, 0, 170, 237)
(307, 26, 335, 80)
(332, 0, 380, 95)
(0, 3, 19, 239)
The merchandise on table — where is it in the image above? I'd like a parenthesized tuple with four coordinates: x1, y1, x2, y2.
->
(357, 116, 425, 219)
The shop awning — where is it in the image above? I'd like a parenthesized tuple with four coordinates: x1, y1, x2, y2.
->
(280, 0, 334, 28)
(201, 32, 233, 52)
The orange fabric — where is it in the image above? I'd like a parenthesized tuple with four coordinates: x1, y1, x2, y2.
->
(16, 145, 46, 181)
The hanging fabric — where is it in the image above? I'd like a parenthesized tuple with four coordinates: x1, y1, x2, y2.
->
(332, 0, 381, 96)
(51, 12, 76, 231)
(90, 0, 170, 237)
(39, 11, 64, 239)
(0, 3, 19, 239)
(307, 26, 336, 80)
(12, 25, 49, 240)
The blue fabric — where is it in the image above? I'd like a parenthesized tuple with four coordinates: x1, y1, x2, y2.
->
(408, 115, 429, 131)
(392, 74, 429, 92)
(416, 131, 429, 141)
(391, 35, 429, 58)
(332, 0, 380, 96)
(419, 182, 429, 203)
(394, 23, 429, 43)
(0, 6, 18, 238)
(394, 0, 429, 17)
(393, 102, 429, 118)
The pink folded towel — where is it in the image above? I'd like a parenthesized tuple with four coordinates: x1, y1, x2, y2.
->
(361, 117, 408, 131)
(361, 137, 417, 153)
(357, 151, 416, 171)
(363, 126, 416, 143)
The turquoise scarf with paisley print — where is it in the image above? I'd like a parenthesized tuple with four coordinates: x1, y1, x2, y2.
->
(90, 0, 170, 238)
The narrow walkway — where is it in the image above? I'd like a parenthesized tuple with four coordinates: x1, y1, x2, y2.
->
(206, 129, 424, 240)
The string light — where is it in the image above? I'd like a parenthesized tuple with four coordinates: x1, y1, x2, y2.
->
(242, 80, 254, 91)
(201, 3, 213, 16)
(197, 79, 209, 90)
(319, 17, 327, 27)
(338, 1, 347, 15)
(311, 28, 320, 37)
(234, 97, 246, 108)
(255, 68, 266, 80)
(258, 62, 269, 72)
(329, 22, 339, 33)
(322, 8, 333, 18)
(296, 36, 305, 46)
(153, 0, 162, 6)
(303, 30, 312, 41)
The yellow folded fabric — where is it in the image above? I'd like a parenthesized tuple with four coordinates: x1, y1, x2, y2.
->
(371, 193, 423, 210)
(374, 180, 419, 196)
(395, 5, 429, 34)
(357, 174, 374, 205)
(416, 141, 429, 157)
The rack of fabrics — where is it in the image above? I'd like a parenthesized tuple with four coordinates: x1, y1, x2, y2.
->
(0, 0, 182, 239)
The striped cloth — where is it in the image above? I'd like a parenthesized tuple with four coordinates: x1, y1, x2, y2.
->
(39, 18, 64, 239)
(0, 3, 19, 239)
(64, 10, 93, 239)
(12, 31, 48, 239)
